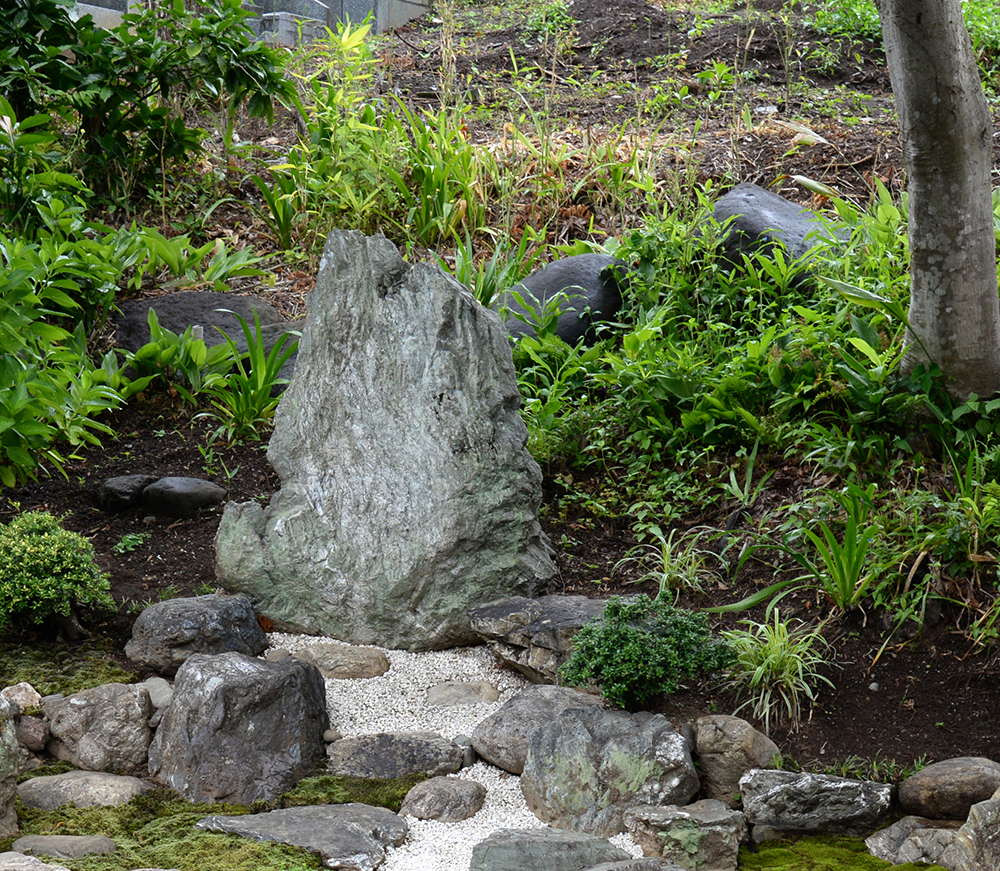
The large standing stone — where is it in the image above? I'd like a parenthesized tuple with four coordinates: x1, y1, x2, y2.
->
(940, 786, 1000, 871)
(148, 652, 327, 804)
(0, 698, 21, 838)
(326, 732, 463, 779)
(739, 769, 893, 837)
(624, 800, 746, 871)
(468, 595, 606, 684)
(124, 593, 267, 676)
(42, 684, 152, 774)
(197, 804, 407, 871)
(215, 230, 555, 651)
(898, 757, 1000, 820)
(694, 715, 780, 808)
(468, 828, 632, 871)
(521, 707, 699, 837)
(17, 771, 151, 810)
(471, 684, 604, 775)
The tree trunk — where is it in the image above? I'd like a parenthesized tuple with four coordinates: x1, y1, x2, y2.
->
(877, 0, 1000, 399)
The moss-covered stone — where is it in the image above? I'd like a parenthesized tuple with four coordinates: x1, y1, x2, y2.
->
(739, 834, 949, 870)
(0, 638, 135, 697)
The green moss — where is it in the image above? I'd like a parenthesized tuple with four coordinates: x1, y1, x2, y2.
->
(0, 637, 135, 696)
(16, 759, 76, 785)
(739, 835, 949, 870)
(278, 773, 428, 812)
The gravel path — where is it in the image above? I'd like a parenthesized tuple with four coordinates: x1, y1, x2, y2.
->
(267, 633, 644, 869)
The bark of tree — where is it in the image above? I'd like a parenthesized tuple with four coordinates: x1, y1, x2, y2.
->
(877, 0, 1000, 399)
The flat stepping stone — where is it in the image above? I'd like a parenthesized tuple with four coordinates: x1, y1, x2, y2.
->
(197, 804, 407, 871)
(426, 681, 499, 706)
(17, 771, 152, 810)
(11, 836, 116, 860)
(468, 828, 631, 871)
(327, 732, 463, 779)
(294, 642, 390, 679)
(399, 776, 486, 822)
(0, 853, 71, 871)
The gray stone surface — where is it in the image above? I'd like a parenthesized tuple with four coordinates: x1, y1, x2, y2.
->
(502, 254, 629, 345)
(865, 815, 962, 866)
(468, 595, 605, 684)
(399, 775, 486, 821)
(327, 732, 463, 779)
(197, 803, 407, 871)
(135, 677, 173, 711)
(17, 771, 151, 810)
(468, 828, 631, 871)
(125, 593, 267, 677)
(140, 477, 226, 518)
(42, 684, 152, 774)
(624, 800, 746, 871)
(740, 769, 894, 837)
(940, 786, 1000, 871)
(587, 861, 683, 871)
(694, 715, 780, 808)
(216, 230, 555, 651)
(426, 681, 499, 706)
(898, 756, 1000, 820)
(0, 853, 71, 871)
(521, 707, 699, 837)
(0, 698, 20, 838)
(293, 642, 390, 679)
(1, 684, 41, 712)
(11, 836, 116, 860)
(148, 652, 327, 804)
(96, 475, 159, 512)
(15, 717, 47, 754)
(471, 684, 603, 774)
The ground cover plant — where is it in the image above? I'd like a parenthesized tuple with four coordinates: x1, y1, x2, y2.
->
(3, 0, 1000, 867)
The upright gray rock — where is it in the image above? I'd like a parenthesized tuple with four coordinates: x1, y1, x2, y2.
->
(521, 707, 699, 837)
(42, 684, 152, 774)
(125, 593, 267, 676)
(624, 800, 746, 871)
(940, 786, 1000, 871)
(148, 652, 327, 804)
(694, 715, 780, 808)
(0, 698, 21, 837)
(865, 815, 962, 867)
(216, 231, 555, 651)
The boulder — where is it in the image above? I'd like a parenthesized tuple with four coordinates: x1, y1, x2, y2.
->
(140, 477, 226, 518)
(865, 815, 962, 866)
(148, 652, 328, 804)
(42, 684, 152, 774)
(713, 183, 841, 266)
(11, 836, 116, 860)
(0, 854, 71, 871)
(521, 707, 699, 837)
(399, 775, 486, 821)
(468, 595, 605, 684)
(426, 681, 499, 706)
(624, 800, 747, 871)
(95, 475, 159, 512)
(293, 642, 390, 679)
(17, 771, 151, 810)
(739, 769, 893, 838)
(898, 757, 1000, 820)
(471, 684, 603, 774)
(134, 677, 173, 711)
(940, 786, 1000, 871)
(0, 698, 20, 838)
(694, 715, 780, 807)
(502, 254, 629, 345)
(327, 732, 463, 779)
(1, 684, 41, 712)
(468, 828, 632, 871)
(197, 804, 407, 871)
(216, 230, 555, 651)
(125, 593, 267, 677)
(15, 717, 48, 755)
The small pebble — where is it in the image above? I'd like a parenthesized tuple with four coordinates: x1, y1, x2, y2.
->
(869, 682, 880, 692)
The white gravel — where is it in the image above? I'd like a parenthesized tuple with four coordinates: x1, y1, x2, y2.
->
(267, 632, 645, 870)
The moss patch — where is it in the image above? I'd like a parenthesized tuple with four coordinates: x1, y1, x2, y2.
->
(277, 773, 428, 812)
(16, 760, 76, 785)
(0, 638, 134, 696)
(739, 835, 949, 870)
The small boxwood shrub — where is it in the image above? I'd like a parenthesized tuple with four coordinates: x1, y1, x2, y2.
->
(0, 510, 113, 629)
(559, 594, 733, 709)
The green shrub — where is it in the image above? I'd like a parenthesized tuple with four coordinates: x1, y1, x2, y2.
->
(559, 594, 733, 709)
(0, 511, 113, 629)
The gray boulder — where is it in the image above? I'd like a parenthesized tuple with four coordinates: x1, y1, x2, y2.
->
(694, 715, 780, 807)
(140, 477, 226, 518)
(216, 230, 555, 651)
(739, 769, 893, 838)
(940, 786, 1000, 871)
(96, 475, 159, 512)
(148, 652, 327, 804)
(42, 684, 152, 774)
(468, 595, 605, 684)
(16, 717, 48, 755)
(624, 800, 746, 871)
(0, 854, 71, 871)
(865, 815, 962, 866)
(197, 804, 407, 871)
(17, 771, 151, 810)
(135, 677, 173, 711)
(125, 593, 267, 677)
(468, 828, 631, 871)
(898, 757, 1000, 820)
(426, 681, 499, 706)
(0, 698, 20, 837)
(11, 836, 116, 860)
(1, 684, 41, 711)
(502, 254, 629, 345)
(327, 732, 463, 779)
(472, 684, 603, 775)
(293, 642, 390, 679)
(399, 775, 486, 821)
(521, 707, 699, 837)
